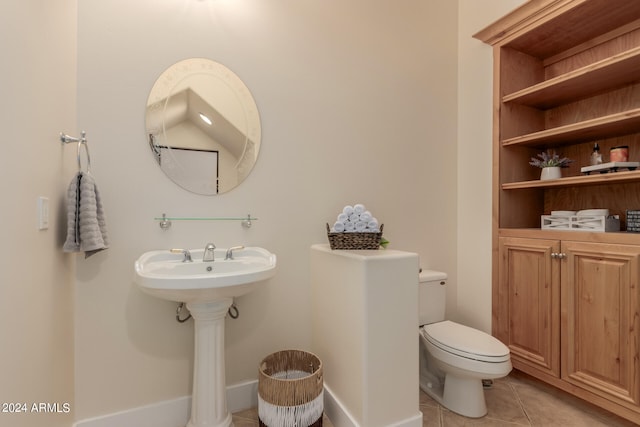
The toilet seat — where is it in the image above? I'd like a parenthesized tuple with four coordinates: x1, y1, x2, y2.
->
(421, 320, 509, 363)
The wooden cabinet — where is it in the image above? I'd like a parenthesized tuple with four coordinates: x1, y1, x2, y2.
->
(499, 236, 640, 421)
(498, 237, 560, 378)
(477, 1, 640, 422)
(561, 241, 640, 410)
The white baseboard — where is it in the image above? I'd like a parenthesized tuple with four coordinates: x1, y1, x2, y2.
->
(226, 379, 259, 413)
(72, 380, 257, 427)
(322, 383, 359, 427)
(323, 383, 423, 427)
(72, 396, 191, 427)
(73, 380, 421, 427)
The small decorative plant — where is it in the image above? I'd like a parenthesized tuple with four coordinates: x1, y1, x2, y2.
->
(529, 150, 574, 168)
(380, 237, 389, 249)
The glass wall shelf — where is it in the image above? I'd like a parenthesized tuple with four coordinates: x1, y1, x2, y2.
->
(155, 214, 256, 229)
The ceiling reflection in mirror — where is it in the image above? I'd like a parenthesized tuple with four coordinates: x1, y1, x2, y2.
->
(145, 58, 261, 195)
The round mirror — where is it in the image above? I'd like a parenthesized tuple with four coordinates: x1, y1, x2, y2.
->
(145, 58, 261, 195)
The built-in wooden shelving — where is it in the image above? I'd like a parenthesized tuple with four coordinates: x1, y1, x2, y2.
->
(476, 2, 640, 423)
(475, 2, 640, 423)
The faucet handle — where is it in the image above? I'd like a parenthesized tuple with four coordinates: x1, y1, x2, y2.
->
(225, 245, 245, 260)
(170, 248, 193, 262)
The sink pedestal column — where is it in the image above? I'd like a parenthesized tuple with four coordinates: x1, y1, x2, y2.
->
(186, 298, 234, 427)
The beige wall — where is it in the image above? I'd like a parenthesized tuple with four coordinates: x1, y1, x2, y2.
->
(0, 1, 76, 427)
(0, 1, 528, 424)
(75, 0, 459, 419)
(456, 0, 527, 332)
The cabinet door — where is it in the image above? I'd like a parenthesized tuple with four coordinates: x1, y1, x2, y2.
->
(498, 237, 561, 377)
(561, 241, 640, 407)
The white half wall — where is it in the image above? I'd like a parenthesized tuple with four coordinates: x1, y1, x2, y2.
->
(310, 245, 421, 427)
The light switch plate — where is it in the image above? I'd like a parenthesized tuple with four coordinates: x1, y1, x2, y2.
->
(38, 196, 49, 230)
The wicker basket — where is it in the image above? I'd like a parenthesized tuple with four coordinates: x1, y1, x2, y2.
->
(326, 223, 384, 250)
(258, 350, 323, 427)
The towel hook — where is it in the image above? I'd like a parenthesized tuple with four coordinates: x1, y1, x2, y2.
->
(60, 131, 91, 173)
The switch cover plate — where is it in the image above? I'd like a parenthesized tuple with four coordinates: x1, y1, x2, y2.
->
(38, 196, 49, 230)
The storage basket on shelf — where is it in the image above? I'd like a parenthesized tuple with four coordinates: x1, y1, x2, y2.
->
(326, 223, 384, 250)
(258, 350, 324, 427)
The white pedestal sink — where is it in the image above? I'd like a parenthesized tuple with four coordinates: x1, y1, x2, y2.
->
(135, 247, 276, 427)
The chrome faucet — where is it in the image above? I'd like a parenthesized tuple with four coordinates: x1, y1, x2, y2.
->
(203, 243, 216, 262)
(225, 245, 245, 260)
(170, 248, 192, 262)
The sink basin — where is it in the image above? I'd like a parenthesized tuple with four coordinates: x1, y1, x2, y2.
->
(134, 246, 276, 303)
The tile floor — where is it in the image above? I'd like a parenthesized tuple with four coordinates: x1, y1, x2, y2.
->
(232, 371, 637, 426)
(420, 371, 637, 426)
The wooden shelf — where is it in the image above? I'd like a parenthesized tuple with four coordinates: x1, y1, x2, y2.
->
(503, 47, 640, 108)
(501, 108, 640, 147)
(502, 169, 640, 190)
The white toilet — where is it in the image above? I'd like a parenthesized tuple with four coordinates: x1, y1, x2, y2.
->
(419, 270, 512, 418)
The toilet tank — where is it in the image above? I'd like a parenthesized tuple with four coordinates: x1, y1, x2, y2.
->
(419, 270, 447, 326)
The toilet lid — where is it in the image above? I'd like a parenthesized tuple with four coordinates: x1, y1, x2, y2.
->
(421, 320, 510, 363)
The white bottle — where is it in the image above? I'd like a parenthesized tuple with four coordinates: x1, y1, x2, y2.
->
(590, 143, 602, 166)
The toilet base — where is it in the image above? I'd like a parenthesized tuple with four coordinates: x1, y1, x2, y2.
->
(420, 373, 487, 418)
(420, 351, 488, 419)
(443, 374, 487, 418)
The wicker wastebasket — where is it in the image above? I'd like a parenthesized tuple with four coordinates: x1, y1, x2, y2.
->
(258, 350, 323, 427)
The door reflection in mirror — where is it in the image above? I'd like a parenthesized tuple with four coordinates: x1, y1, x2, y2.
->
(145, 58, 261, 195)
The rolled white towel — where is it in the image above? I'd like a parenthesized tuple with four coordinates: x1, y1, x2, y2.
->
(355, 221, 367, 232)
(343, 205, 354, 216)
(354, 203, 366, 214)
(367, 218, 379, 230)
(344, 221, 356, 232)
(337, 213, 349, 223)
(359, 210, 373, 222)
(349, 213, 360, 223)
(332, 221, 345, 232)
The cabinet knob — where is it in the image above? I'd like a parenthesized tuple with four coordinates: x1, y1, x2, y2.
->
(551, 252, 566, 259)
